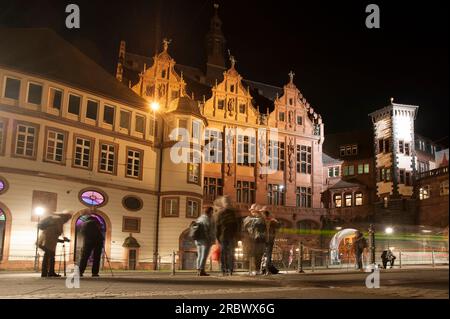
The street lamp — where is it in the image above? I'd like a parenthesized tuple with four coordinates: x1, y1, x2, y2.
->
(34, 206, 45, 271)
(150, 100, 164, 271)
(385, 227, 394, 250)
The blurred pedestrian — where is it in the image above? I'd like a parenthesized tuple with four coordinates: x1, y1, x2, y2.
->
(78, 215, 104, 277)
(352, 230, 368, 271)
(243, 204, 266, 275)
(261, 208, 280, 274)
(215, 196, 239, 276)
(37, 211, 73, 277)
(193, 206, 215, 276)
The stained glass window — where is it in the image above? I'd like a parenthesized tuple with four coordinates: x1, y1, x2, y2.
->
(80, 190, 106, 207)
(0, 209, 5, 221)
(0, 180, 4, 193)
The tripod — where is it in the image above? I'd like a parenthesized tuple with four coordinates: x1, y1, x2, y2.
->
(102, 246, 114, 277)
(57, 237, 68, 277)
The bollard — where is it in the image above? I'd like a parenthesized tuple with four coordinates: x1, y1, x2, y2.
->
(298, 242, 304, 273)
(171, 251, 176, 275)
(158, 255, 162, 271)
(431, 250, 435, 268)
(399, 251, 402, 269)
(311, 250, 315, 272)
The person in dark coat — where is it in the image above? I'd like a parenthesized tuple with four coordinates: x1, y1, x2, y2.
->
(78, 215, 104, 277)
(194, 206, 215, 276)
(381, 249, 396, 269)
(352, 230, 367, 271)
(243, 204, 266, 275)
(261, 208, 280, 275)
(214, 196, 239, 276)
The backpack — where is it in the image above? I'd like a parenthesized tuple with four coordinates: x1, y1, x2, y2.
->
(189, 221, 206, 241)
(38, 216, 55, 230)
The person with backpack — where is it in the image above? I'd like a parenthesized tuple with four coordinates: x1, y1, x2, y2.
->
(243, 204, 266, 275)
(215, 196, 239, 276)
(78, 215, 104, 277)
(352, 230, 368, 271)
(37, 211, 72, 277)
(191, 207, 215, 276)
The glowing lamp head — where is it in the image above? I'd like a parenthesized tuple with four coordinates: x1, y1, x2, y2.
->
(34, 206, 45, 216)
(150, 101, 160, 112)
(385, 227, 394, 235)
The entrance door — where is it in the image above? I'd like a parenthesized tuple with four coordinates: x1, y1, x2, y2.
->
(74, 214, 106, 266)
(0, 209, 5, 261)
(128, 249, 137, 270)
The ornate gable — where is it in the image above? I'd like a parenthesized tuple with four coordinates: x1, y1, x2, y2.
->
(132, 39, 186, 108)
(202, 55, 259, 125)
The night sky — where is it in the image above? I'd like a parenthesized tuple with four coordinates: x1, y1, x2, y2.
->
(0, 0, 448, 140)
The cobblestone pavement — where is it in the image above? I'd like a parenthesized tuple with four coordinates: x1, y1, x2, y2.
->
(0, 268, 447, 299)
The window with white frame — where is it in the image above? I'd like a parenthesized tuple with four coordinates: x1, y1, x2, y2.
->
(345, 193, 353, 207)
(419, 186, 430, 200)
(49, 88, 63, 110)
(328, 166, 340, 177)
(4, 77, 20, 100)
(45, 129, 66, 163)
(237, 135, 256, 166)
(334, 194, 342, 208)
(440, 181, 449, 196)
(192, 120, 201, 142)
(15, 123, 37, 158)
(203, 177, 223, 201)
(27, 82, 43, 105)
(163, 198, 179, 217)
(187, 151, 201, 184)
(99, 143, 116, 174)
(355, 192, 363, 206)
(204, 129, 223, 163)
(103, 105, 115, 125)
(126, 148, 142, 178)
(186, 198, 200, 218)
(73, 137, 93, 169)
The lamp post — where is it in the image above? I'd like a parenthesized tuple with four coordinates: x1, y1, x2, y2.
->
(150, 101, 163, 270)
(385, 227, 394, 250)
(34, 206, 45, 271)
(368, 224, 375, 266)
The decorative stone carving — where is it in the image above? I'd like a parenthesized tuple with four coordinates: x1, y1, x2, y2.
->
(288, 138, 295, 182)
(225, 129, 234, 176)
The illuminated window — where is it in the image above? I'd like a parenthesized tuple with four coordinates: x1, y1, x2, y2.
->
(364, 164, 370, 174)
(79, 189, 106, 207)
(334, 194, 342, 208)
(45, 129, 66, 163)
(73, 136, 93, 169)
(187, 151, 201, 184)
(358, 164, 364, 174)
(186, 198, 200, 218)
(14, 123, 38, 158)
(440, 181, 449, 196)
(345, 194, 353, 207)
(296, 187, 312, 208)
(419, 186, 430, 200)
(236, 181, 256, 204)
(355, 192, 363, 206)
(126, 148, 143, 179)
(385, 168, 391, 181)
(0, 178, 8, 194)
(4, 77, 20, 100)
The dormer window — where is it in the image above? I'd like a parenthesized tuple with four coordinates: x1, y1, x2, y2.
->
(161, 69, 167, 78)
(217, 99, 225, 110)
(230, 85, 235, 93)
(279, 112, 285, 122)
(289, 98, 293, 106)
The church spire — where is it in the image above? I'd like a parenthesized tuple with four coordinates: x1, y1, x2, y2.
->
(205, 2, 226, 83)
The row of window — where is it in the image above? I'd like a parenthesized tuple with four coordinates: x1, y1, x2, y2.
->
(342, 163, 370, 176)
(378, 167, 413, 185)
(419, 181, 449, 200)
(2, 76, 152, 136)
(378, 138, 411, 155)
(334, 192, 363, 207)
(163, 197, 201, 218)
(203, 129, 313, 174)
(0, 119, 144, 179)
(278, 111, 303, 126)
(340, 145, 358, 157)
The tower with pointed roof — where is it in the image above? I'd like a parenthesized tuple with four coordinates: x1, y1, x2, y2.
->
(205, 3, 227, 85)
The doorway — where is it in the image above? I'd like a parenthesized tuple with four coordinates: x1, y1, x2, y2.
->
(74, 213, 107, 266)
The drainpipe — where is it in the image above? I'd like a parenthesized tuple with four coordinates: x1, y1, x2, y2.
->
(153, 117, 165, 270)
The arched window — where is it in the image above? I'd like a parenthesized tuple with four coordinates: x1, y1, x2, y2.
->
(296, 220, 318, 234)
(79, 189, 107, 208)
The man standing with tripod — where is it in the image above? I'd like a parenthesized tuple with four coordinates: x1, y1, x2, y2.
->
(78, 216, 104, 277)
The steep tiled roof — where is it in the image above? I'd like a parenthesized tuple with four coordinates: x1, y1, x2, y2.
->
(0, 28, 148, 108)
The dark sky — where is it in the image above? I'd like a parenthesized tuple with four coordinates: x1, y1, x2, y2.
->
(0, 0, 448, 140)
